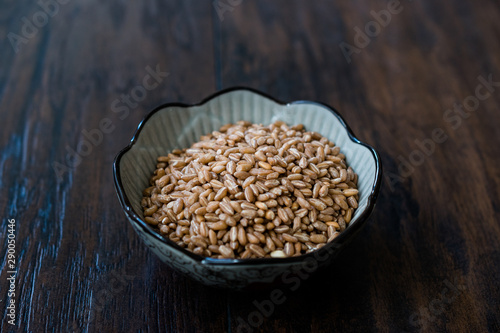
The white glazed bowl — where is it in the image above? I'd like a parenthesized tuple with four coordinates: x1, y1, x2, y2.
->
(113, 88, 382, 289)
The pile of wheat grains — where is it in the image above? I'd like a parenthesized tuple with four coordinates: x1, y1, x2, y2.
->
(141, 121, 359, 259)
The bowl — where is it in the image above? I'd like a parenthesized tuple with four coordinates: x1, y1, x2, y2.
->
(113, 87, 382, 289)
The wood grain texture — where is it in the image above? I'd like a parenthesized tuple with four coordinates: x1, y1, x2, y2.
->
(1, 0, 499, 332)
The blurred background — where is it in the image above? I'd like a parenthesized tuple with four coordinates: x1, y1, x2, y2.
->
(1, 0, 499, 332)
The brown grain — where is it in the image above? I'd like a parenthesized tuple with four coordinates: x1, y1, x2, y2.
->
(142, 121, 359, 259)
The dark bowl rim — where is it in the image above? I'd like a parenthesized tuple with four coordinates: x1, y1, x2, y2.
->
(113, 86, 383, 266)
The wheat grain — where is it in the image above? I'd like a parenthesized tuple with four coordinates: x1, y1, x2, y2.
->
(142, 121, 359, 258)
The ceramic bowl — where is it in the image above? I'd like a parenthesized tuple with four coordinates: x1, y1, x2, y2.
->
(113, 88, 382, 289)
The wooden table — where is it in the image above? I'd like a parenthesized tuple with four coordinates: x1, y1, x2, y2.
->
(1, 0, 499, 332)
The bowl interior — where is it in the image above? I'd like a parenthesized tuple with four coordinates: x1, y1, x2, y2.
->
(117, 89, 378, 242)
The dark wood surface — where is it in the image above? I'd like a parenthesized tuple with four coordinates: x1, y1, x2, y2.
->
(1, 0, 499, 332)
